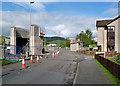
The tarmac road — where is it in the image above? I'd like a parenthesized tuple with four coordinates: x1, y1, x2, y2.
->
(2, 49, 112, 85)
(2, 49, 78, 84)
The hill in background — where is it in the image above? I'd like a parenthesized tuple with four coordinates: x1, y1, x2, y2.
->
(44, 36, 66, 42)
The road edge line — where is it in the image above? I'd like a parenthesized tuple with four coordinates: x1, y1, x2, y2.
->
(72, 61, 80, 86)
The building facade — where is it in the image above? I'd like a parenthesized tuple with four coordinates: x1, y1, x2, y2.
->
(70, 40, 79, 51)
(96, 16, 120, 53)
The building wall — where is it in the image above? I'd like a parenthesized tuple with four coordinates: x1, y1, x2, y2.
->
(70, 43, 79, 51)
(10, 27, 16, 54)
(30, 25, 43, 55)
(10, 27, 29, 55)
(97, 27, 105, 51)
(107, 18, 120, 53)
(104, 29, 107, 52)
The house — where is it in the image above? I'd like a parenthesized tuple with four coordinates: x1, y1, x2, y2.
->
(70, 40, 79, 51)
(96, 16, 120, 53)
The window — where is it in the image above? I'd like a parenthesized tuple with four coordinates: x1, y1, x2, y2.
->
(108, 27, 115, 32)
(111, 36, 115, 40)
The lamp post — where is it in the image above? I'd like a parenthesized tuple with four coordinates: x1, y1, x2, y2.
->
(26, 2, 34, 58)
(30, 2, 34, 27)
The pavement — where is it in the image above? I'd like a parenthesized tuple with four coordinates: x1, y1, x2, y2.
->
(1, 49, 112, 85)
(74, 54, 112, 85)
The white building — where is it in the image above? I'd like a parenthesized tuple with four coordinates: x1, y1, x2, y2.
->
(70, 40, 79, 51)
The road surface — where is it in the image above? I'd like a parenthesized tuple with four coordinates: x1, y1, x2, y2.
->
(2, 49, 112, 85)
(2, 49, 78, 84)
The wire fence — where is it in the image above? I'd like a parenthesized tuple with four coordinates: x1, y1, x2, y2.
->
(0, 44, 59, 61)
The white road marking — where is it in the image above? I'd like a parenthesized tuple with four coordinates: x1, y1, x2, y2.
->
(72, 62, 80, 86)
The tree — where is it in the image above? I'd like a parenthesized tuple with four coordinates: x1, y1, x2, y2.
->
(43, 39, 49, 46)
(0, 35, 6, 45)
(65, 39, 70, 47)
(76, 29, 95, 47)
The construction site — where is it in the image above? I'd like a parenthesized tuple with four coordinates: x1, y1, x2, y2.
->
(3, 24, 45, 61)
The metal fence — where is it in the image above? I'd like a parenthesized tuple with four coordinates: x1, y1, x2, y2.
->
(95, 54, 120, 79)
(0, 45, 21, 61)
(0, 44, 59, 61)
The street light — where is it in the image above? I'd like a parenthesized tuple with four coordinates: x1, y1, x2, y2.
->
(26, 2, 34, 58)
(30, 2, 34, 26)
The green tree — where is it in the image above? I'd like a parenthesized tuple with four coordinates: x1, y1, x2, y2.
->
(43, 39, 49, 46)
(0, 35, 6, 45)
(76, 29, 95, 47)
(60, 41, 65, 48)
(65, 39, 70, 47)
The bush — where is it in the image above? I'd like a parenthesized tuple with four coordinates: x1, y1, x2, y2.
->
(85, 49, 89, 51)
(113, 54, 120, 62)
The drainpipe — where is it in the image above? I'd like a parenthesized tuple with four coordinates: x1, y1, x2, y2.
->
(106, 26, 108, 52)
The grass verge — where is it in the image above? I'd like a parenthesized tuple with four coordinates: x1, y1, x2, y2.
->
(0, 60, 21, 66)
(94, 59, 120, 85)
(106, 58, 120, 65)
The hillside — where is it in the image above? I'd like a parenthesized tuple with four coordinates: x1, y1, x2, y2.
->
(44, 36, 66, 42)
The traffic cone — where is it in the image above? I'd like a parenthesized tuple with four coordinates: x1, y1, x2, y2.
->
(52, 52, 55, 58)
(57, 51, 59, 55)
(22, 56, 26, 68)
(30, 54, 33, 63)
(55, 52, 57, 56)
(37, 54, 39, 63)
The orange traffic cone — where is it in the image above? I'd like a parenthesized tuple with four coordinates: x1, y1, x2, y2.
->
(57, 51, 59, 55)
(30, 54, 33, 63)
(37, 54, 39, 63)
(52, 52, 55, 58)
(55, 52, 57, 56)
(22, 56, 26, 68)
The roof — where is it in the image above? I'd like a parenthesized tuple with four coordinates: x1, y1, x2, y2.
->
(96, 16, 120, 27)
(11, 27, 29, 38)
(70, 40, 78, 43)
(106, 16, 120, 25)
(96, 20, 113, 27)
